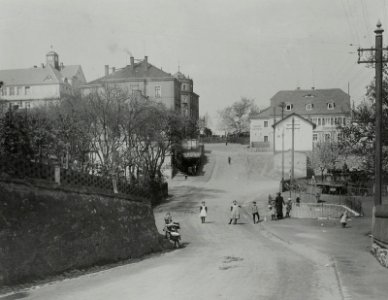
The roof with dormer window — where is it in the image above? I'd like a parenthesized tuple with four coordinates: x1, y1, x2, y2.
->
(253, 88, 350, 119)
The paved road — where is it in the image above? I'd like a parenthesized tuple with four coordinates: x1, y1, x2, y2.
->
(8, 144, 343, 300)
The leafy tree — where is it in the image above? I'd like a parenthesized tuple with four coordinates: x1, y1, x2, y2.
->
(217, 97, 260, 134)
(339, 72, 388, 175)
(311, 141, 341, 181)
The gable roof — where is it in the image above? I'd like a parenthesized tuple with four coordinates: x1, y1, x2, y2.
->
(271, 113, 316, 129)
(256, 88, 351, 119)
(0, 65, 63, 86)
(89, 58, 174, 84)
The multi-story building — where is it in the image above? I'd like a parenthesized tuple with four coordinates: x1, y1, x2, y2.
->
(82, 56, 181, 113)
(250, 88, 351, 151)
(173, 71, 199, 122)
(0, 51, 86, 109)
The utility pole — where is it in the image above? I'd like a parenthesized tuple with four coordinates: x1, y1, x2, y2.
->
(279, 102, 286, 191)
(358, 21, 388, 208)
(291, 117, 295, 184)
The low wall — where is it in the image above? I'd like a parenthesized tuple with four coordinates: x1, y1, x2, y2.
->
(0, 179, 164, 286)
(290, 203, 360, 219)
(371, 204, 388, 268)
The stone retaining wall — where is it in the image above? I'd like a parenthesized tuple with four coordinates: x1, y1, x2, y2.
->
(0, 179, 164, 286)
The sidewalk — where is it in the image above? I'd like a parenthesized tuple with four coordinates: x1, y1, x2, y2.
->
(262, 216, 388, 300)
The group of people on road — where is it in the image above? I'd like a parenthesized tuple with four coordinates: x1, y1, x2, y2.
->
(268, 192, 293, 220)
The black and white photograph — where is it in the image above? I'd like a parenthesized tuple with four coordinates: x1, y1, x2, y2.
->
(0, 0, 388, 299)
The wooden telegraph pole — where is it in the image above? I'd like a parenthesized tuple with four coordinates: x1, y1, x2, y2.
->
(358, 21, 388, 208)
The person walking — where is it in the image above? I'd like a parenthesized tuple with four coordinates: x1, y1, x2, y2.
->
(251, 201, 260, 224)
(199, 201, 208, 223)
(229, 200, 240, 224)
(275, 192, 285, 220)
(228, 156, 231, 165)
(340, 210, 349, 228)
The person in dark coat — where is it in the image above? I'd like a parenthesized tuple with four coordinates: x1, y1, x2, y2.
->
(275, 192, 285, 220)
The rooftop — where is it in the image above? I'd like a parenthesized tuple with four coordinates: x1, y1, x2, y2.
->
(255, 88, 351, 119)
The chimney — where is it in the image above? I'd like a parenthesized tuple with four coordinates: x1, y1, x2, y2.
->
(296, 86, 300, 90)
(144, 56, 148, 72)
(112, 67, 116, 73)
(130, 56, 134, 69)
(60, 62, 64, 70)
(311, 87, 315, 90)
(105, 65, 109, 76)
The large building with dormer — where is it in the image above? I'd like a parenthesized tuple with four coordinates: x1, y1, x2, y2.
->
(0, 51, 87, 110)
(250, 88, 351, 151)
(82, 56, 182, 113)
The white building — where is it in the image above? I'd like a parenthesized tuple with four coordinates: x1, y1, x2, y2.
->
(273, 113, 316, 152)
(0, 51, 86, 110)
(250, 88, 351, 151)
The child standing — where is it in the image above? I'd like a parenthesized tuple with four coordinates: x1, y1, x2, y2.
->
(251, 201, 260, 224)
(200, 201, 208, 223)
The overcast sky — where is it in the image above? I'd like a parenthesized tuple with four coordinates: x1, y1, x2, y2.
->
(1, 0, 387, 129)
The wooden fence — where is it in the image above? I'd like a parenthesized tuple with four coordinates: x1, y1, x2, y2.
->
(0, 159, 167, 199)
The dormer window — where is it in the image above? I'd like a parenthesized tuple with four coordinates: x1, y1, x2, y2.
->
(285, 103, 293, 111)
(327, 102, 335, 110)
(306, 103, 313, 111)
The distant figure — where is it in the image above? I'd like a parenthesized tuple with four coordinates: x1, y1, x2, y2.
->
(251, 201, 260, 224)
(340, 211, 349, 228)
(295, 196, 301, 207)
(229, 200, 240, 224)
(285, 198, 292, 218)
(164, 212, 173, 224)
(199, 201, 208, 223)
(228, 156, 231, 165)
(275, 192, 285, 220)
(270, 204, 276, 220)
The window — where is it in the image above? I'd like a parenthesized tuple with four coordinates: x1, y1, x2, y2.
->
(313, 133, 318, 141)
(25, 101, 30, 109)
(327, 102, 335, 110)
(1, 87, 6, 96)
(343, 117, 346, 126)
(331, 117, 334, 126)
(130, 84, 139, 95)
(16, 86, 22, 95)
(306, 103, 313, 111)
(264, 136, 268, 142)
(25, 86, 30, 95)
(285, 103, 293, 111)
(325, 133, 331, 141)
(9, 86, 15, 96)
(18, 101, 23, 108)
(322, 118, 326, 126)
(318, 118, 321, 126)
(264, 121, 268, 127)
(155, 86, 161, 98)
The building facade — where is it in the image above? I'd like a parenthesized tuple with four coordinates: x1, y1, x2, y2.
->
(82, 56, 181, 113)
(173, 71, 199, 122)
(250, 88, 351, 151)
(0, 51, 86, 110)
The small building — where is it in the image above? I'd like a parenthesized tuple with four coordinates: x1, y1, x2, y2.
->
(272, 113, 316, 152)
(0, 51, 86, 110)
